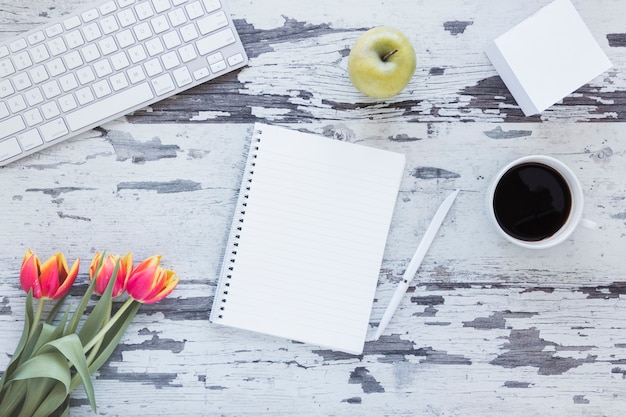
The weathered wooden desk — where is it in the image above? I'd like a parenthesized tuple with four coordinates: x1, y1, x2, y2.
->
(2, 0, 626, 415)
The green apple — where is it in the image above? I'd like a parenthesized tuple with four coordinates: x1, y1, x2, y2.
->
(348, 27, 417, 99)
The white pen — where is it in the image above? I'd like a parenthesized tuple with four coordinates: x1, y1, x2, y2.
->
(374, 189, 460, 340)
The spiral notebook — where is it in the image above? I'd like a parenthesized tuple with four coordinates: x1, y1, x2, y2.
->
(210, 123, 405, 354)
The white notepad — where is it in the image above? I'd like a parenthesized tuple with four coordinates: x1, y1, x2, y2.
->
(485, 0, 612, 116)
(210, 123, 406, 354)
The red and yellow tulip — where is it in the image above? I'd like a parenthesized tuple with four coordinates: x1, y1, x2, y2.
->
(19, 249, 79, 300)
(126, 255, 180, 304)
(89, 252, 133, 297)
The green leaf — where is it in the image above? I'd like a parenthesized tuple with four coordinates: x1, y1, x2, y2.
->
(0, 292, 33, 393)
(0, 381, 27, 417)
(78, 261, 120, 345)
(16, 320, 44, 368)
(66, 275, 97, 336)
(46, 293, 69, 325)
(8, 352, 71, 393)
(17, 378, 57, 417)
(32, 382, 68, 417)
(89, 301, 140, 374)
(31, 323, 57, 355)
(42, 334, 97, 413)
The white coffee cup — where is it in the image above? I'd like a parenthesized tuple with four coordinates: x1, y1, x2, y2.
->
(486, 155, 597, 249)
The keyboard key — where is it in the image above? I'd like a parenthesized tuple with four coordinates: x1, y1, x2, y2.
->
(134, 22, 153, 41)
(152, 0, 172, 13)
(210, 60, 226, 73)
(65, 30, 85, 48)
(151, 15, 170, 34)
(197, 10, 227, 35)
(202, 0, 221, 13)
(81, 9, 100, 22)
(227, 53, 244, 66)
(13, 52, 33, 71)
(99, 36, 119, 55)
(111, 52, 131, 70)
(0, 59, 15, 77)
(180, 23, 198, 42)
(99, 1, 118, 15)
(76, 87, 95, 105)
(173, 66, 192, 87)
(135, 1, 155, 20)
(167, 8, 187, 27)
(23, 108, 44, 126)
(0, 79, 14, 98)
(93, 80, 112, 97)
(41, 101, 61, 119)
(42, 80, 61, 99)
(59, 73, 79, 91)
(0, 116, 26, 140)
(25, 89, 45, 106)
(162, 30, 182, 49)
(27, 31, 46, 45)
(28, 65, 50, 84)
(66, 82, 154, 131)
(45, 24, 64, 38)
(110, 73, 130, 90)
(101, 16, 120, 34)
(40, 119, 69, 142)
(196, 28, 235, 55)
(47, 38, 68, 56)
(0, 138, 22, 161)
(117, 9, 137, 27)
(151, 73, 175, 95)
(116, 29, 135, 48)
(8, 96, 27, 113)
(83, 22, 103, 42)
(30, 44, 50, 63)
(13, 73, 32, 91)
(193, 67, 209, 80)
(64, 16, 81, 30)
(59, 94, 78, 112)
(127, 66, 147, 83)
(185, 1, 204, 19)
(9, 38, 28, 52)
(179, 44, 197, 62)
(161, 51, 180, 69)
(17, 130, 44, 150)
(144, 58, 163, 76)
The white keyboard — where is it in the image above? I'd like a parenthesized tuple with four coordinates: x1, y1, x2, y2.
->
(0, 0, 248, 166)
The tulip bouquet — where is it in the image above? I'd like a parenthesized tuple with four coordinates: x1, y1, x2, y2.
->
(0, 250, 180, 417)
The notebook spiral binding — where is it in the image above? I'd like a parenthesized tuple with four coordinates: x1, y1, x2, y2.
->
(215, 127, 262, 320)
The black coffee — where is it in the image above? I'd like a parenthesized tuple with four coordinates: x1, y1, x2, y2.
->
(493, 162, 572, 241)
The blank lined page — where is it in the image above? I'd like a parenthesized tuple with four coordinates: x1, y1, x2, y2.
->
(210, 123, 405, 354)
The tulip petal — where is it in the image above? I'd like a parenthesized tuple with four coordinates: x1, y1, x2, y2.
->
(126, 256, 179, 304)
(39, 256, 60, 299)
(53, 258, 80, 299)
(141, 269, 180, 304)
(20, 251, 42, 298)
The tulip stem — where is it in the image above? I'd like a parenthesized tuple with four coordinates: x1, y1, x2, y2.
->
(382, 49, 398, 62)
(83, 298, 135, 354)
(29, 298, 45, 338)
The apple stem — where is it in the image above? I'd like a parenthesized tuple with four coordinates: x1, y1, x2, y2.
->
(382, 49, 399, 61)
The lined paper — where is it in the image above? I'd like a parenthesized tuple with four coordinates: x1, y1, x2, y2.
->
(210, 123, 405, 354)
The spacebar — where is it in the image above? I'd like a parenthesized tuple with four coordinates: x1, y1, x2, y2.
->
(66, 83, 154, 131)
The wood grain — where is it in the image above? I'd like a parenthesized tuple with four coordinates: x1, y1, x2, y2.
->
(1, 0, 626, 416)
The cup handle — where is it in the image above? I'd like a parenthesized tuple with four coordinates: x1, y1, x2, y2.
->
(580, 218, 598, 230)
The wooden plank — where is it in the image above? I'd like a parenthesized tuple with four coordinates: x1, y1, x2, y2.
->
(1, 0, 626, 415)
